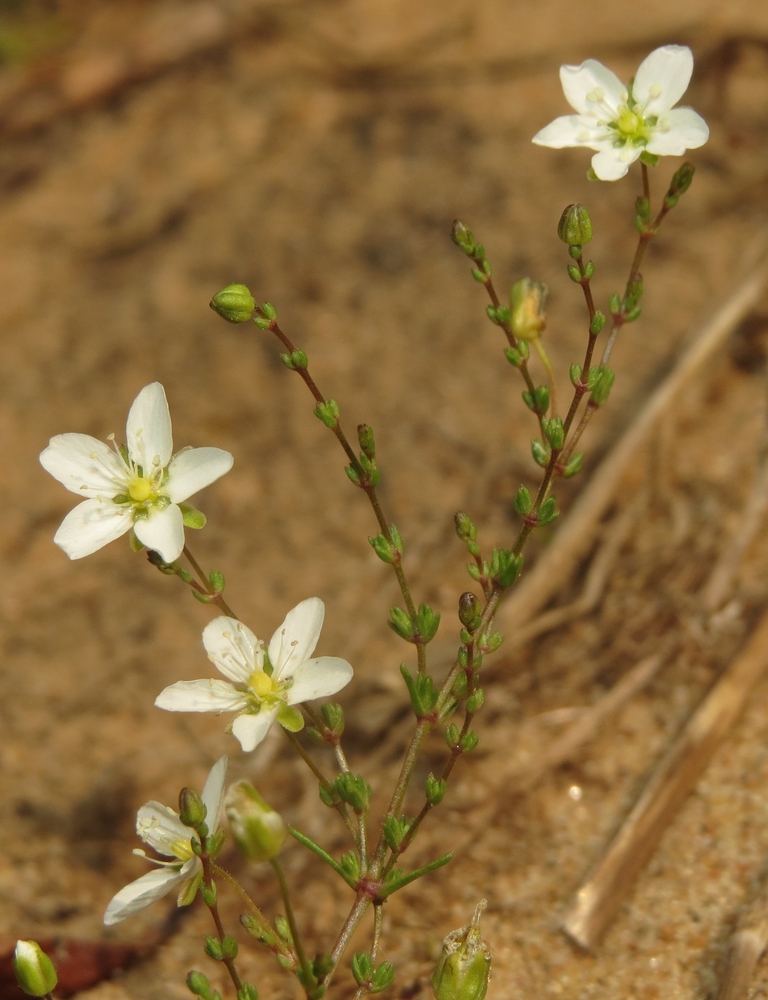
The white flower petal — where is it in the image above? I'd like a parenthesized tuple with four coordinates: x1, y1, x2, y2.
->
(560, 58, 625, 115)
(287, 656, 354, 704)
(232, 709, 278, 751)
(103, 863, 191, 925)
(646, 107, 709, 155)
(134, 503, 185, 562)
(137, 801, 191, 855)
(53, 498, 133, 559)
(202, 617, 263, 684)
(201, 755, 228, 833)
(40, 433, 126, 497)
(268, 597, 325, 680)
(533, 115, 607, 150)
(167, 447, 234, 504)
(126, 383, 173, 472)
(155, 678, 248, 713)
(634, 45, 693, 116)
(590, 147, 639, 180)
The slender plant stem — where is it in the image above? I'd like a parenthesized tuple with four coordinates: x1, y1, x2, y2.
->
(532, 336, 558, 417)
(213, 864, 283, 948)
(351, 905, 385, 1000)
(371, 903, 383, 962)
(263, 317, 425, 673)
(271, 857, 315, 994)
(183, 545, 238, 618)
(323, 893, 372, 992)
(200, 850, 245, 994)
(283, 731, 360, 843)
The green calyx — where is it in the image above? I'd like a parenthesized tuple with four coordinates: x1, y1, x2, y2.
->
(557, 204, 593, 246)
(432, 902, 491, 1000)
(210, 283, 256, 323)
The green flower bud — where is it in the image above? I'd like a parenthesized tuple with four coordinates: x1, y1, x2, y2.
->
(358, 423, 376, 460)
(458, 592, 482, 632)
(204, 935, 224, 961)
(665, 162, 695, 207)
(432, 902, 491, 1000)
(512, 485, 532, 517)
(624, 273, 644, 312)
(426, 773, 447, 805)
(340, 849, 362, 881)
(13, 941, 58, 997)
(179, 787, 207, 829)
(589, 365, 615, 406)
(416, 603, 441, 643)
(335, 773, 372, 814)
(352, 952, 373, 986)
(509, 278, 547, 341)
(225, 781, 286, 862)
(321, 702, 345, 736)
(187, 970, 215, 999)
(557, 204, 593, 246)
(210, 284, 256, 323)
(314, 399, 340, 429)
(531, 438, 550, 468)
(454, 512, 477, 544)
(589, 310, 606, 335)
(562, 451, 584, 478)
(389, 606, 414, 641)
(451, 220, 476, 256)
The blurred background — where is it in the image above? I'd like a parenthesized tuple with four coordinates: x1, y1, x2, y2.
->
(1, 1, 768, 997)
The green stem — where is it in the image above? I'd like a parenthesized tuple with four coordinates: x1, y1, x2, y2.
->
(371, 903, 383, 962)
(532, 335, 557, 418)
(283, 731, 360, 843)
(183, 545, 238, 618)
(212, 864, 285, 950)
(264, 318, 425, 672)
(324, 893, 371, 992)
(271, 857, 315, 995)
(200, 849, 244, 994)
(371, 719, 431, 868)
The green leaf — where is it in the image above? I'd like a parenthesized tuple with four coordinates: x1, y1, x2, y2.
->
(426, 773, 447, 806)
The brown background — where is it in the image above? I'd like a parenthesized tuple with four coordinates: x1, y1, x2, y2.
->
(2, 1, 768, 997)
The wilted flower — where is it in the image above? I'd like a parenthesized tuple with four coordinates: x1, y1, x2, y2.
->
(103, 756, 227, 925)
(533, 45, 709, 180)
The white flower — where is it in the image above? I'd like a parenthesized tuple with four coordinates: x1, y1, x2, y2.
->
(155, 597, 353, 751)
(40, 382, 233, 562)
(532, 45, 709, 180)
(103, 756, 228, 925)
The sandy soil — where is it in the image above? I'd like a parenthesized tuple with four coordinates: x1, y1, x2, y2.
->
(2, 1, 768, 998)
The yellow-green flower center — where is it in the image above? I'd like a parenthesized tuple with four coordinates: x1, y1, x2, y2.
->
(128, 477, 154, 502)
(170, 837, 194, 862)
(611, 103, 653, 147)
(617, 106, 640, 136)
(248, 670, 281, 700)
